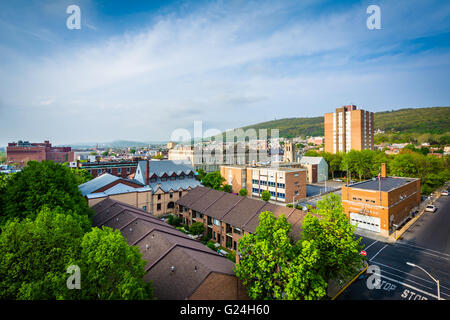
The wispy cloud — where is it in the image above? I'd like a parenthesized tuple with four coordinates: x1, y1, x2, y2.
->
(0, 0, 449, 145)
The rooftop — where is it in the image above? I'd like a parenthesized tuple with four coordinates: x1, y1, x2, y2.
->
(176, 186, 309, 237)
(346, 176, 418, 192)
(91, 198, 236, 300)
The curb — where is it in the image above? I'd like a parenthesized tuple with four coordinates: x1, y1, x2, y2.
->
(331, 263, 369, 300)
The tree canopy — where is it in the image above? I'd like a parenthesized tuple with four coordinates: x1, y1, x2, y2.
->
(0, 161, 92, 231)
(0, 208, 153, 300)
(234, 211, 327, 300)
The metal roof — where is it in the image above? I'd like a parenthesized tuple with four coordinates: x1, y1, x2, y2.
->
(78, 173, 120, 196)
(347, 177, 418, 192)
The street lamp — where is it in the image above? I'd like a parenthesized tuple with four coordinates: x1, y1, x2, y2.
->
(406, 262, 441, 300)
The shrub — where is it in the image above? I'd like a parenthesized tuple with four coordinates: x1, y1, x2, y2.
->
(238, 189, 248, 197)
(189, 222, 205, 236)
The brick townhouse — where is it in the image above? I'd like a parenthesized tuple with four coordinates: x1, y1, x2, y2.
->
(175, 186, 308, 255)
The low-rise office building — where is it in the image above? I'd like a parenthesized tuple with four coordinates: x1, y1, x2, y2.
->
(176, 186, 308, 255)
(220, 165, 307, 203)
(92, 198, 248, 300)
(341, 164, 420, 236)
(299, 156, 329, 183)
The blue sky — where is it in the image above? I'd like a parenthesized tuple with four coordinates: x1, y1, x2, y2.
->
(0, 0, 449, 145)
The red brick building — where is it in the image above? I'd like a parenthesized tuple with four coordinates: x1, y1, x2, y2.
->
(6, 140, 74, 165)
(79, 160, 138, 178)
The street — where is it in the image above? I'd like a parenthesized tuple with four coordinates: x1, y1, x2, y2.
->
(338, 194, 450, 300)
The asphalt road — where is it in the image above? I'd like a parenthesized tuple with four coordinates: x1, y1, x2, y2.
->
(399, 195, 450, 254)
(338, 195, 450, 300)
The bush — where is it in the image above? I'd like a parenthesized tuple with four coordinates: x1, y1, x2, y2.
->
(286, 203, 293, 208)
(207, 241, 217, 251)
(189, 222, 205, 236)
(238, 189, 248, 197)
(167, 214, 181, 227)
(261, 190, 271, 201)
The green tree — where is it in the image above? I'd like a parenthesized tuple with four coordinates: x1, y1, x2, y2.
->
(304, 150, 320, 157)
(197, 168, 206, 182)
(302, 193, 365, 283)
(102, 151, 109, 157)
(221, 184, 232, 193)
(189, 222, 205, 236)
(71, 168, 93, 185)
(238, 188, 248, 197)
(261, 190, 271, 201)
(129, 149, 136, 154)
(201, 171, 226, 190)
(75, 227, 153, 300)
(235, 211, 327, 300)
(0, 207, 85, 299)
(1, 161, 92, 231)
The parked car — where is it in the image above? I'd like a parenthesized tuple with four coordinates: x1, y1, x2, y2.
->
(425, 205, 437, 213)
(333, 178, 343, 182)
(441, 190, 449, 196)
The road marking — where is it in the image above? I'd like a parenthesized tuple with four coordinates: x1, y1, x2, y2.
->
(369, 244, 388, 261)
(373, 261, 450, 297)
(379, 274, 443, 300)
(364, 240, 379, 250)
(378, 268, 450, 298)
(373, 261, 450, 290)
(395, 242, 450, 260)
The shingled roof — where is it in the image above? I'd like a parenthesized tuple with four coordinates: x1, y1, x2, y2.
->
(176, 186, 308, 238)
(91, 198, 236, 300)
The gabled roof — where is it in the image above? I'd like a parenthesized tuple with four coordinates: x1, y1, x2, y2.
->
(177, 186, 307, 238)
(300, 156, 325, 165)
(78, 173, 120, 196)
(135, 160, 196, 185)
(91, 198, 236, 300)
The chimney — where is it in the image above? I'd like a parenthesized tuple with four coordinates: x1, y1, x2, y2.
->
(146, 160, 150, 185)
(381, 163, 387, 178)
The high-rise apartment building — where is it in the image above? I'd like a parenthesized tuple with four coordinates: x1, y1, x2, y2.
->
(324, 105, 374, 153)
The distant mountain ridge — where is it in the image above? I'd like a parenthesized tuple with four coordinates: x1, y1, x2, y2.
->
(58, 140, 168, 149)
(236, 106, 450, 138)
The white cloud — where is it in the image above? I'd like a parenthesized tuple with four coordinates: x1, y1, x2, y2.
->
(0, 0, 449, 145)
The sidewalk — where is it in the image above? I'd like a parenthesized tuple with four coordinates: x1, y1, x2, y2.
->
(389, 185, 446, 241)
(327, 261, 369, 300)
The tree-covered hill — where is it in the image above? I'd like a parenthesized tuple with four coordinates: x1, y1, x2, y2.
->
(236, 106, 450, 138)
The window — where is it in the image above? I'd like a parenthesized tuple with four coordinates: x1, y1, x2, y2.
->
(161, 177, 167, 181)
(192, 211, 197, 219)
(142, 205, 147, 211)
(179, 191, 182, 197)
(107, 169, 112, 173)
(170, 176, 176, 181)
(118, 168, 122, 174)
(213, 219, 220, 226)
(127, 167, 130, 173)
(277, 183, 285, 189)
(97, 169, 101, 175)
(158, 194, 161, 200)
(157, 203, 161, 211)
(170, 192, 173, 198)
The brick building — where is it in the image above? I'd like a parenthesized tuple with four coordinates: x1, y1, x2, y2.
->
(176, 186, 308, 255)
(324, 105, 374, 153)
(92, 198, 248, 300)
(6, 140, 74, 165)
(220, 165, 307, 203)
(79, 160, 201, 217)
(79, 160, 139, 178)
(341, 164, 421, 236)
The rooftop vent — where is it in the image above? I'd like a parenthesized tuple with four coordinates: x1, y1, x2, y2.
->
(145, 244, 150, 250)
(170, 266, 175, 272)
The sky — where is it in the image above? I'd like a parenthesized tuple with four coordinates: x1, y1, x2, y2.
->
(0, 0, 449, 146)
